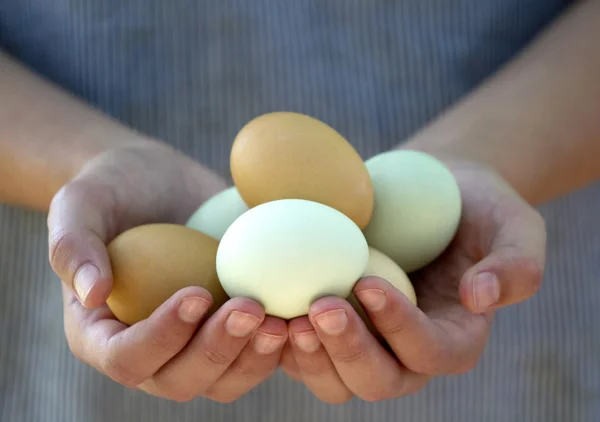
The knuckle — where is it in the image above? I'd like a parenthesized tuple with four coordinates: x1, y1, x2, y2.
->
(328, 339, 366, 364)
(202, 346, 231, 366)
(48, 229, 78, 279)
(377, 318, 407, 338)
(233, 361, 275, 381)
(101, 354, 144, 387)
(147, 332, 183, 357)
(297, 360, 332, 378)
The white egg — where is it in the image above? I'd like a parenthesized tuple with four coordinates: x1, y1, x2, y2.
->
(216, 198, 369, 319)
(363, 150, 462, 273)
(363, 247, 416, 305)
(186, 186, 249, 240)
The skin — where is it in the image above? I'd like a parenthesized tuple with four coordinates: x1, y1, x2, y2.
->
(1, 0, 600, 404)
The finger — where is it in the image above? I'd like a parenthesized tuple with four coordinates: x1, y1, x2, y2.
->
(279, 341, 302, 382)
(288, 316, 353, 404)
(309, 297, 428, 402)
(48, 179, 117, 307)
(147, 297, 264, 402)
(63, 284, 211, 387)
(460, 204, 546, 313)
(204, 316, 287, 403)
(354, 277, 491, 376)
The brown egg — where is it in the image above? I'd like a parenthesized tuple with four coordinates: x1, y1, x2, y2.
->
(106, 223, 228, 326)
(230, 112, 374, 229)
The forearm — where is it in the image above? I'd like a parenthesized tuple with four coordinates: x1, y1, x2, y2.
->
(0, 52, 152, 211)
(403, 0, 600, 206)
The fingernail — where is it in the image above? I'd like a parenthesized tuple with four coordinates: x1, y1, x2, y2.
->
(253, 333, 285, 355)
(178, 297, 211, 323)
(472, 272, 500, 311)
(355, 289, 387, 312)
(313, 310, 348, 336)
(225, 311, 261, 337)
(74, 264, 99, 302)
(293, 331, 321, 353)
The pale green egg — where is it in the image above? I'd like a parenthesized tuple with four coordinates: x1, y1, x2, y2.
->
(186, 186, 249, 241)
(363, 150, 462, 273)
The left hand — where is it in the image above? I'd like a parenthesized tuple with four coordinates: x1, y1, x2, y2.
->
(279, 157, 546, 403)
(48, 143, 286, 402)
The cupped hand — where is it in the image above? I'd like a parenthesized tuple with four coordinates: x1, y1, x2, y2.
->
(281, 158, 546, 403)
(48, 142, 287, 402)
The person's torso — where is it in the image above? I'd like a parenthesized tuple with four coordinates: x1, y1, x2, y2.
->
(0, 0, 570, 172)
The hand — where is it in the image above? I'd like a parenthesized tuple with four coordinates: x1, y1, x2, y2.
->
(48, 142, 288, 402)
(280, 158, 546, 403)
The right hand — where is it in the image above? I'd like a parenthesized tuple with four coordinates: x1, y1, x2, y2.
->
(48, 142, 288, 402)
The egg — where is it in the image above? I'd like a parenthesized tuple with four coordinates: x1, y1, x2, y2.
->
(348, 247, 417, 336)
(216, 198, 369, 319)
(363, 150, 462, 273)
(186, 186, 249, 240)
(230, 111, 374, 229)
(361, 247, 417, 304)
(106, 224, 228, 326)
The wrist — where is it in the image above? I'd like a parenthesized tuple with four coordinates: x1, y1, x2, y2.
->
(396, 137, 479, 171)
(397, 133, 537, 204)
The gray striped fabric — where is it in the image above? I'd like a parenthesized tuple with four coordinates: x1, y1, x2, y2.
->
(1, 1, 599, 421)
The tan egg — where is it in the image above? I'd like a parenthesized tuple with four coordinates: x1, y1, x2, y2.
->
(230, 111, 374, 229)
(349, 247, 417, 338)
(106, 223, 228, 326)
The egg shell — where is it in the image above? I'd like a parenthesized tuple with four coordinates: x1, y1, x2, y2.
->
(216, 198, 369, 319)
(230, 111, 374, 229)
(106, 223, 228, 326)
(348, 247, 417, 337)
(186, 186, 249, 240)
(363, 150, 462, 273)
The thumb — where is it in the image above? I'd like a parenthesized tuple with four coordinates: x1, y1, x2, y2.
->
(459, 205, 547, 314)
(48, 178, 117, 308)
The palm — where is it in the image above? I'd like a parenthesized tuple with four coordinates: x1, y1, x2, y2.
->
(409, 162, 506, 370)
(402, 159, 544, 374)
